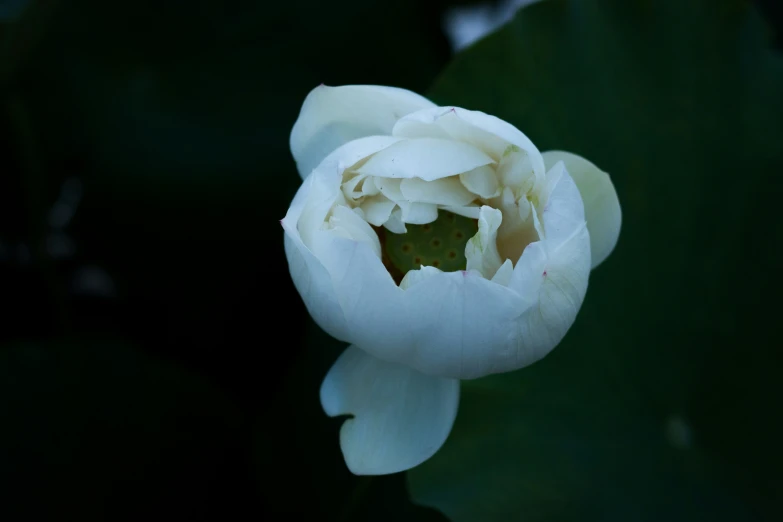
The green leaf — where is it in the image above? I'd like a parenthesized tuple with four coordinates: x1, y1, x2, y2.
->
(409, 0, 783, 520)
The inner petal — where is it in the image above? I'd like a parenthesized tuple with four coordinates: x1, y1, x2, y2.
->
(400, 177, 476, 206)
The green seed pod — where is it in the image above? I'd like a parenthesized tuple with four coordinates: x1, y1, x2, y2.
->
(385, 211, 478, 274)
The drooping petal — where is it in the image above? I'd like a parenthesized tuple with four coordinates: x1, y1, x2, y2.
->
(356, 138, 494, 181)
(393, 107, 545, 178)
(320, 346, 460, 475)
(542, 151, 621, 268)
(290, 85, 435, 179)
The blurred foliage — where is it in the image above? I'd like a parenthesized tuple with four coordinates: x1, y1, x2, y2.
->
(0, 340, 249, 520)
(0, 0, 453, 518)
(408, 0, 783, 520)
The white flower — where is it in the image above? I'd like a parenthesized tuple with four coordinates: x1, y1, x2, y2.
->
(283, 85, 621, 475)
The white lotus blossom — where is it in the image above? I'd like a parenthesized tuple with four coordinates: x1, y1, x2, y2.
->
(283, 85, 621, 475)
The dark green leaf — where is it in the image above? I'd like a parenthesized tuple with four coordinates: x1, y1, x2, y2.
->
(409, 1, 783, 520)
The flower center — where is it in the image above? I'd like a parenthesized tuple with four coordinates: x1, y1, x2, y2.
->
(377, 211, 477, 282)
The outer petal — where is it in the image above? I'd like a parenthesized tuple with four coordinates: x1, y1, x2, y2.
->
(542, 151, 621, 268)
(290, 85, 436, 179)
(507, 225, 591, 369)
(320, 346, 460, 475)
(393, 106, 545, 178)
(505, 165, 591, 368)
(282, 174, 351, 343)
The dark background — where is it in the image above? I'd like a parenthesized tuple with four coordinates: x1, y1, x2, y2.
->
(1, 0, 781, 520)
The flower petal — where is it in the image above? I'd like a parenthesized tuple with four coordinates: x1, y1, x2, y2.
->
(320, 346, 460, 475)
(282, 174, 351, 343)
(537, 159, 586, 252)
(506, 224, 591, 368)
(328, 206, 381, 259)
(290, 85, 435, 179)
(360, 196, 397, 227)
(384, 207, 407, 234)
(465, 206, 503, 279)
(542, 151, 621, 268)
(356, 138, 494, 181)
(400, 177, 476, 206)
(399, 201, 439, 225)
(459, 165, 500, 199)
(393, 107, 545, 178)
(442, 204, 481, 219)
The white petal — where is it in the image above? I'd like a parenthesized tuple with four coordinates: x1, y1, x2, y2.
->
(360, 196, 397, 227)
(491, 259, 514, 287)
(320, 346, 460, 475)
(400, 177, 476, 206)
(375, 177, 404, 203)
(341, 172, 369, 201)
(393, 107, 545, 178)
(459, 165, 500, 199)
(328, 206, 381, 259)
(442, 205, 481, 219)
(283, 234, 351, 343)
(508, 225, 591, 368)
(492, 187, 538, 263)
(281, 175, 351, 343)
(497, 146, 536, 196)
(384, 207, 407, 234)
(399, 201, 439, 224)
(356, 138, 494, 181)
(465, 206, 503, 279)
(542, 151, 621, 268)
(399, 266, 443, 290)
(296, 137, 398, 248)
(399, 270, 530, 378)
(318, 135, 403, 177)
(537, 160, 586, 252)
(361, 176, 380, 197)
(290, 85, 435, 179)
